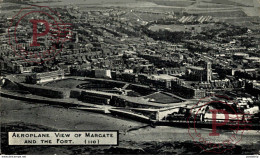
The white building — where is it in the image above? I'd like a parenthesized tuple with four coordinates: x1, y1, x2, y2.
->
(94, 69, 111, 79)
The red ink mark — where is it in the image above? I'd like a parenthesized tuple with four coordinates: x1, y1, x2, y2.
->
(30, 19, 50, 47)
(209, 109, 229, 136)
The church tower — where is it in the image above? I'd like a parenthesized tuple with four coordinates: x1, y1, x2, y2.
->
(206, 62, 212, 82)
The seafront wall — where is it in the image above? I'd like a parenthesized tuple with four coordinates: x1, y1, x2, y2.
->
(0, 90, 153, 123)
(18, 83, 70, 99)
(0, 90, 80, 108)
(1, 90, 259, 130)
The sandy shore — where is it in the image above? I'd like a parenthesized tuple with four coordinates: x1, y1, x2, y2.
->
(1, 97, 145, 131)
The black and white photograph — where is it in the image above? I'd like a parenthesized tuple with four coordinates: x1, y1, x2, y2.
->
(0, 0, 260, 156)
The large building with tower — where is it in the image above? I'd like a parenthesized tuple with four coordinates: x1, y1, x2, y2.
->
(185, 61, 212, 82)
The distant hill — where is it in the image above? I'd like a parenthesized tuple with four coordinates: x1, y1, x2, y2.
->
(201, 0, 258, 7)
(229, 0, 260, 7)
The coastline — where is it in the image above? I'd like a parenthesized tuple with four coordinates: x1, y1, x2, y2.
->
(1, 97, 260, 154)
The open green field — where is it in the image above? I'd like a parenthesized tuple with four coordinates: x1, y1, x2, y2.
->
(151, 24, 199, 32)
(77, 81, 125, 90)
(201, 0, 255, 7)
(148, 0, 195, 7)
(197, 2, 238, 8)
(149, 24, 214, 32)
(122, 12, 166, 22)
(149, 24, 188, 32)
(44, 78, 86, 89)
(44, 78, 154, 96)
(144, 92, 182, 104)
(45, 78, 125, 90)
(186, 9, 247, 17)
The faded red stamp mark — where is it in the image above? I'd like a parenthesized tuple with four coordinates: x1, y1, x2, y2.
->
(187, 95, 252, 153)
(8, 5, 72, 63)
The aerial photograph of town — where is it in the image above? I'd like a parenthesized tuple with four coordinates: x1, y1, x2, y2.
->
(0, 0, 260, 155)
